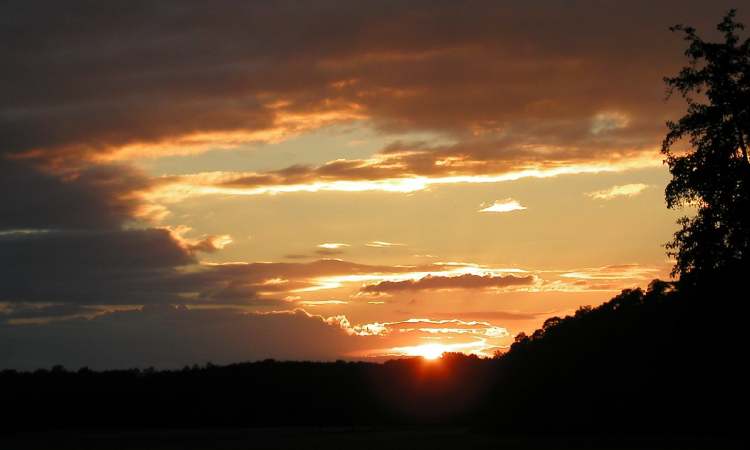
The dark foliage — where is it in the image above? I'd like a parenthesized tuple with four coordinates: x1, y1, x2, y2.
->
(484, 278, 745, 433)
(663, 10, 750, 282)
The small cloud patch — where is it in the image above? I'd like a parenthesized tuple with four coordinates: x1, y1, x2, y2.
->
(317, 243, 350, 249)
(366, 241, 404, 248)
(587, 183, 648, 200)
(479, 199, 527, 213)
(590, 111, 630, 134)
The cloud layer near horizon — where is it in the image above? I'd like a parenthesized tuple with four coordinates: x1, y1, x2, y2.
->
(0, 306, 515, 370)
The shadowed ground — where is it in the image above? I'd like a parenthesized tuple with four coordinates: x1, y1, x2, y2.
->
(1, 428, 744, 450)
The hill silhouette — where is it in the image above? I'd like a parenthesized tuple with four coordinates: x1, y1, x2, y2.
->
(483, 276, 745, 433)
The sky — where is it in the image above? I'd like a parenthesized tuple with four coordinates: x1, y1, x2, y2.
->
(0, 0, 743, 369)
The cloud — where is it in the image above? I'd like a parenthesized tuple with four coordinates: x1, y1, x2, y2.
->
(315, 243, 349, 256)
(325, 316, 510, 358)
(428, 311, 549, 321)
(375, 318, 509, 338)
(559, 264, 662, 281)
(343, 317, 512, 358)
(166, 225, 233, 253)
(0, 234, 442, 306)
(478, 199, 527, 213)
(0, 303, 102, 323)
(0, 160, 162, 231)
(298, 300, 349, 307)
(285, 254, 311, 260)
(300, 260, 664, 296)
(318, 243, 349, 249)
(315, 248, 345, 256)
(366, 241, 405, 248)
(3, 1, 740, 184)
(530, 263, 671, 293)
(0, 221, 665, 307)
(1, 0, 733, 262)
(361, 273, 536, 293)
(0, 228, 201, 305)
(0, 306, 513, 369)
(152, 146, 659, 200)
(0, 307, 366, 370)
(0, 256, 667, 368)
(590, 111, 631, 135)
(586, 183, 649, 200)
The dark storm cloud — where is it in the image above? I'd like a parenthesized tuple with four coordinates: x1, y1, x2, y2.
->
(0, 229, 424, 306)
(1, 0, 743, 166)
(0, 228, 197, 304)
(0, 227, 284, 306)
(0, 303, 101, 322)
(0, 160, 158, 231)
(0, 307, 367, 370)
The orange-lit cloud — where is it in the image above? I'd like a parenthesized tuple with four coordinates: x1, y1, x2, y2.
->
(586, 183, 649, 200)
(298, 300, 349, 307)
(5, 1, 722, 181)
(149, 152, 660, 202)
(376, 318, 509, 338)
(166, 225, 233, 254)
(325, 315, 510, 358)
(558, 264, 663, 281)
(100, 107, 366, 161)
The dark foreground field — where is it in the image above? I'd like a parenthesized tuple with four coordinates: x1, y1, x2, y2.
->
(2, 428, 744, 450)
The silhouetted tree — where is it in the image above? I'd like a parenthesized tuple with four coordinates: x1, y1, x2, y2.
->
(663, 10, 750, 282)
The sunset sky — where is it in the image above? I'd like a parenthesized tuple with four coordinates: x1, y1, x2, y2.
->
(1, 0, 743, 369)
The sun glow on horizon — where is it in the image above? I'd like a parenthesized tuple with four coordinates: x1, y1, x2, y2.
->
(380, 338, 499, 360)
(407, 343, 447, 360)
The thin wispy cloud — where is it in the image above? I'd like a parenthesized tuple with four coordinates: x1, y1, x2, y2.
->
(366, 241, 405, 248)
(587, 183, 649, 200)
(317, 243, 350, 249)
(298, 300, 349, 306)
(479, 199, 527, 213)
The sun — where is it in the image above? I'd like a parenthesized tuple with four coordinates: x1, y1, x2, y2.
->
(409, 343, 446, 360)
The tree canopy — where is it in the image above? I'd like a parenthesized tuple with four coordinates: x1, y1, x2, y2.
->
(663, 10, 750, 283)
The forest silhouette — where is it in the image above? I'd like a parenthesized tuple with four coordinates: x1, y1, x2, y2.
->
(2, 10, 748, 443)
